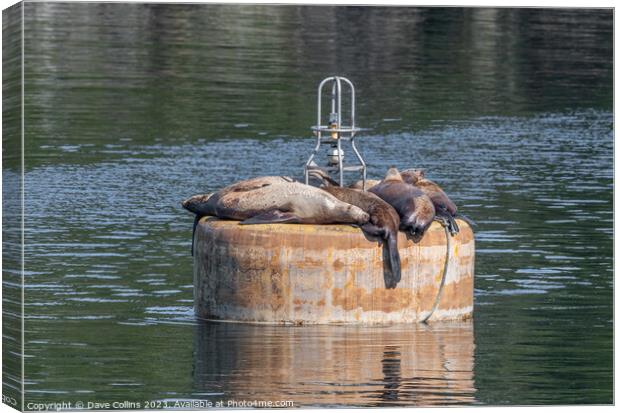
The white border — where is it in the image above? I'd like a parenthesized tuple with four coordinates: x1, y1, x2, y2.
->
(0, 2, 615, 413)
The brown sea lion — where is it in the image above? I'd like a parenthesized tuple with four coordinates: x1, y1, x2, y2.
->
(182, 176, 370, 252)
(309, 170, 402, 289)
(369, 167, 436, 241)
(400, 169, 457, 214)
(400, 169, 474, 234)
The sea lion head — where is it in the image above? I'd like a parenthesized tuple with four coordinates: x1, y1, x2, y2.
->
(384, 167, 403, 182)
(412, 169, 425, 179)
(181, 193, 214, 215)
(400, 168, 425, 184)
(328, 201, 369, 225)
(400, 214, 429, 242)
(343, 203, 370, 225)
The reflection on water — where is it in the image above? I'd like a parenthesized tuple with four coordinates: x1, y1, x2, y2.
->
(2, 2, 612, 407)
(20, 4, 612, 167)
(192, 322, 475, 407)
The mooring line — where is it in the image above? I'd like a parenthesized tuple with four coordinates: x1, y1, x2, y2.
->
(421, 225, 451, 323)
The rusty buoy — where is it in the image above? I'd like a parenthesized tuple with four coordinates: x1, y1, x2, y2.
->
(193, 217, 474, 324)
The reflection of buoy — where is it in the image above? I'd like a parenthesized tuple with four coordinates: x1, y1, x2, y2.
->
(193, 217, 474, 324)
(193, 322, 476, 406)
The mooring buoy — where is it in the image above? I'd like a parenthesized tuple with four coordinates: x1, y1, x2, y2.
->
(193, 218, 474, 324)
(192, 76, 475, 324)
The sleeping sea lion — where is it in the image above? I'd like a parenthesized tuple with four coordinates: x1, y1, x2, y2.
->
(182, 175, 369, 238)
(309, 170, 402, 289)
(369, 167, 436, 241)
(400, 169, 474, 234)
(400, 169, 456, 213)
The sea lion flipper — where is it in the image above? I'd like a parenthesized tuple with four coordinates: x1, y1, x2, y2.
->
(383, 233, 401, 289)
(191, 215, 201, 256)
(363, 223, 401, 289)
(435, 211, 459, 235)
(239, 210, 302, 225)
(447, 215, 460, 235)
(360, 222, 386, 238)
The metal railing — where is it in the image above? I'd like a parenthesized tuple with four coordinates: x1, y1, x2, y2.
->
(304, 76, 367, 189)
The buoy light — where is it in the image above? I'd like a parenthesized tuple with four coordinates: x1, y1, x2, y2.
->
(304, 76, 368, 189)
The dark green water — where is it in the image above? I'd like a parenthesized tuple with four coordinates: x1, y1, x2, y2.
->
(3, 3, 613, 408)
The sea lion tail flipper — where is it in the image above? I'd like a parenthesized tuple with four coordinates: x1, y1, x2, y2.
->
(239, 210, 302, 225)
(191, 215, 201, 256)
(360, 223, 400, 289)
(455, 213, 477, 227)
(447, 215, 460, 235)
(384, 233, 401, 289)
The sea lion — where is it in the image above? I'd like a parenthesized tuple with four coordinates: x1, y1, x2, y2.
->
(400, 169, 457, 214)
(309, 170, 402, 289)
(182, 174, 369, 229)
(369, 167, 436, 241)
(400, 169, 474, 234)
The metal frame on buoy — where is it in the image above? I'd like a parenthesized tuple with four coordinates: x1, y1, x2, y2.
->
(304, 76, 367, 189)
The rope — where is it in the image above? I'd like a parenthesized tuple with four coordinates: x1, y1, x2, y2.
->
(421, 225, 451, 323)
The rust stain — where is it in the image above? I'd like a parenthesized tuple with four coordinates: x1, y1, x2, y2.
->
(330, 269, 473, 315)
(294, 256, 324, 269)
(349, 261, 370, 274)
(332, 285, 415, 313)
(414, 274, 474, 311)
(399, 255, 411, 268)
(195, 216, 474, 323)
(321, 272, 334, 290)
(438, 275, 474, 310)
